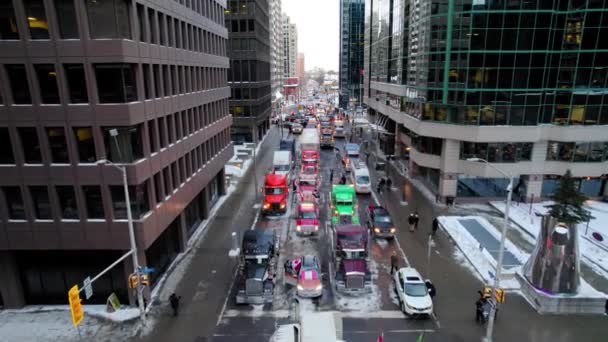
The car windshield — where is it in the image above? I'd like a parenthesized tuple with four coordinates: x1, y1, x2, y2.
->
(265, 187, 284, 195)
(405, 283, 428, 297)
(299, 211, 316, 219)
(356, 176, 370, 185)
(336, 200, 353, 206)
(375, 216, 392, 223)
(300, 180, 316, 187)
(274, 165, 290, 172)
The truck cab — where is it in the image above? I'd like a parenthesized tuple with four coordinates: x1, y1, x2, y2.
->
(262, 173, 289, 216)
(333, 224, 372, 294)
(296, 202, 319, 236)
(330, 185, 359, 225)
(235, 230, 278, 304)
(269, 312, 344, 342)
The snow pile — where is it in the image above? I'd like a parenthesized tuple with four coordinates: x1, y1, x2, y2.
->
(489, 201, 608, 274)
(438, 216, 526, 290)
(225, 164, 243, 177)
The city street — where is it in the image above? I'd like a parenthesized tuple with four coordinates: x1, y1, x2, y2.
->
(140, 124, 608, 342)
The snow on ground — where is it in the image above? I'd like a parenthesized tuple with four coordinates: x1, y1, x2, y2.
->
(489, 201, 608, 275)
(438, 216, 527, 290)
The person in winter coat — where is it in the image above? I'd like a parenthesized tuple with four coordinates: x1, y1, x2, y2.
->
(390, 251, 399, 275)
(408, 212, 419, 232)
(425, 280, 436, 298)
(169, 293, 182, 317)
(475, 291, 488, 323)
(432, 217, 439, 236)
(386, 177, 392, 190)
(329, 169, 334, 183)
(340, 173, 347, 185)
(377, 178, 386, 194)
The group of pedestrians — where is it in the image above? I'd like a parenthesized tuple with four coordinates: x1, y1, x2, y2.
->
(376, 177, 392, 194)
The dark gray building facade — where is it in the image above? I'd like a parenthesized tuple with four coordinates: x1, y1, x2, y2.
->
(339, 0, 365, 109)
(226, 0, 271, 143)
(0, 0, 232, 308)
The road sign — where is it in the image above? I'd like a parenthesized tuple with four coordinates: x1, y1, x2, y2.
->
(83, 276, 93, 300)
(68, 285, 84, 326)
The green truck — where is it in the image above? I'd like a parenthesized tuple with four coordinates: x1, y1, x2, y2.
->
(330, 185, 359, 225)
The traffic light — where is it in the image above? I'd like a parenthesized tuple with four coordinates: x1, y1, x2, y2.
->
(129, 274, 138, 289)
(68, 285, 84, 326)
(140, 274, 150, 286)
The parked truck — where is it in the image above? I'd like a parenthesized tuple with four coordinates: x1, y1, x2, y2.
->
(299, 128, 320, 166)
(235, 230, 278, 304)
(269, 312, 344, 342)
(332, 224, 372, 295)
(330, 184, 359, 226)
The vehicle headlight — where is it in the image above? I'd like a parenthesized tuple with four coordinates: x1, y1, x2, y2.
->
(297, 285, 304, 291)
(334, 210, 339, 215)
(315, 284, 322, 291)
(263, 203, 270, 209)
(280, 203, 286, 209)
(374, 228, 381, 233)
(314, 225, 318, 231)
(390, 227, 396, 233)
(296, 225, 301, 231)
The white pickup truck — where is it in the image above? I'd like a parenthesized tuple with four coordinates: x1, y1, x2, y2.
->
(269, 312, 344, 342)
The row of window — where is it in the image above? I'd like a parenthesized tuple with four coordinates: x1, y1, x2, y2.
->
(227, 60, 271, 83)
(229, 98, 272, 117)
(0, 127, 229, 222)
(173, 0, 225, 24)
(460, 142, 534, 163)
(0, 99, 228, 165)
(0, 63, 226, 105)
(0, 0, 225, 55)
(546, 141, 608, 163)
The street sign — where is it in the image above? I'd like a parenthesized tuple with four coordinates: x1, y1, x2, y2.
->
(68, 285, 84, 326)
(138, 266, 156, 274)
(83, 276, 93, 300)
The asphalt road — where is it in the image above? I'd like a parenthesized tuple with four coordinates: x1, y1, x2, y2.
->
(141, 123, 608, 342)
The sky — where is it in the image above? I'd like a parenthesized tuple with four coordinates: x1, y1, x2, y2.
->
(282, 0, 339, 72)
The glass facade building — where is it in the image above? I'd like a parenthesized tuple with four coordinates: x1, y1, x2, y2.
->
(364, 0, 608, 201)
(339, 0, 365, 109)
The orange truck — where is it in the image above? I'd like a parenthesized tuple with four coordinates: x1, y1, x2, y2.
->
(262, 173, 289, 216)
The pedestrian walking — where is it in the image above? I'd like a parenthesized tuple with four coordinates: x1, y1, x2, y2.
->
(432, 217, 439, 236)
(408, 211, 419, 232)
(169, 293, 181, 317)
(425, 280, 436, 298)
(340, 173, 347, 185)
(386, 177, 392, 190)
(377, 178, 386, 194)
(292, 178, 298, 193)
(329, 169, 334, 183)
(390, 251, 399, 275)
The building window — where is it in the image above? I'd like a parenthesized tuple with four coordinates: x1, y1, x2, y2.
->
(153, 172, 163, 204)
(148, 8, 157, 44)
(18, 127, 42, 164)
(95, 64, 137, 103)
(56, 186, 79, 219)
(73, 127, 96, 163)
(110, 182, 150, 219)
(30, 186, 52, 220)
(54, 0, 79, 39)
(64, 64, 88, 103)
(24, 0, 50, 39)
(0, 128, 15, 164)
(0, 1, 19, 39)
(2, 186, 25, 220)
(103, 126, 144, 163)
(85, 0, 131, 39)
(46, 127, 70, 164)
(34, 64, 60, 104)
(6, 65, 32, 104)
(82, 185, 104, 219)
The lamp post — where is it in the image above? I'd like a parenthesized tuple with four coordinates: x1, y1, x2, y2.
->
(97, 159, 146, 324)
(466, 158, 513, 342)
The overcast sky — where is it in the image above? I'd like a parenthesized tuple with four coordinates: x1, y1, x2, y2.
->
(282, 0, 339, 72)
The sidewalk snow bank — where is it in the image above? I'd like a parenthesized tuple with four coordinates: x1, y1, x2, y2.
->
(489, 201, 608, 275)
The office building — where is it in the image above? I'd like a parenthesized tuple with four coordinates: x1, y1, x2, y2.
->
(297, 53, 305, 81)
(227, 0, 272, 142)
(0, 0, 232, 308)
(364, 0, 608, 203)
(339, 0, 364, 109)
(282, 15, 298, 78)
(270, 0, 284, 116)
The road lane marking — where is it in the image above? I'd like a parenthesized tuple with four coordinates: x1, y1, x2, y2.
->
(347, 329, 435, 334)
(250, 209, 261, 230)
(216, 264, 239, 326)
(219, 309, 418, 319)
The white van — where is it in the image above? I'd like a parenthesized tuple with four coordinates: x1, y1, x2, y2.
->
(273, 151, 292, 182)
(350, 161, 371, 194)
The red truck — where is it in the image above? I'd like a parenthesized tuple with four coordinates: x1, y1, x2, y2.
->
(331, 224, 372, 295)
(262, 173, 288, 216)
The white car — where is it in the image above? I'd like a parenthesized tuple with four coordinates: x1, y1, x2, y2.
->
(393, 267, 433, 317)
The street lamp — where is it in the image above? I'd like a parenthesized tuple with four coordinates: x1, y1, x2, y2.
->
(466, 157, 513, 342)
(97, 159, 146, 324)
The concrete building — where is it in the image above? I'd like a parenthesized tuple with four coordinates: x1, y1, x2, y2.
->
(297, 53, 305, 81)
(0, 0, 232, 307)
(282, 15, 298, 78)
(270, 0, 284, 116)
(339, 0, 364, 109)
(364, 0, 608, 203)
(227, 0, 271, 142)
